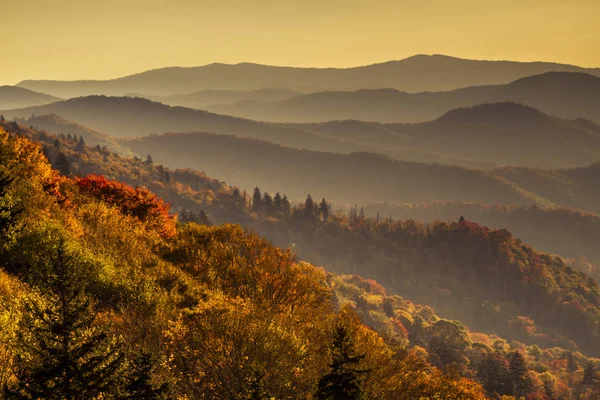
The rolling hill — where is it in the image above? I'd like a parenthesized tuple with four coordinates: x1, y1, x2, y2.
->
(205, 72, 600, 124)
(0, 86, 60, 110)
(121, 131, 539, 206)
(390, 102, 600, 168)
(16, 54, 600, 97)
(4, 98, 600, 170)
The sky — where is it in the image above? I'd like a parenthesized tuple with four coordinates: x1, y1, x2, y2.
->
(3, 0, 599, 85)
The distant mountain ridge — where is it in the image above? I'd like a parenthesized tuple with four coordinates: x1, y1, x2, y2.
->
(16, 54, 600, 97)
(205, 72, 600, 124)
(0, 86, 60, 110)
(3, 96, 600, 170)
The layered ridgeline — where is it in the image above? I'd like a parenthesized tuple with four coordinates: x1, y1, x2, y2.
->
(0, 127, 492, 398)
(15, 54, 600, 97)
(205, 72, 600, 124)
(4, 97, 600, 170)
(3, 124, 600, 399)
(0, 86, 60, 110)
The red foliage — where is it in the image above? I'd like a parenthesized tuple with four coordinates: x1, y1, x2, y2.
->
(76, 174, 176, 238)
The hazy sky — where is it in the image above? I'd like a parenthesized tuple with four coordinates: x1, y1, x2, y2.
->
(4, 0, 599, 85)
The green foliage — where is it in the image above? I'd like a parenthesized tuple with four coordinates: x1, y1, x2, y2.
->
(4, 239, 124, 399)
(315, 322, 367, 400)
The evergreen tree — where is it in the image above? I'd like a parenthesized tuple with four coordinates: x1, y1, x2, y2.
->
(119, 353, 170, 399)
(54, 152, 72, 176)
(4, 241, 124, 399)
(281, 194, 290, 215)
(273, 192, 282, 212)
(314, 324, 367, 400)
(76, 135, 86, 152)
(319, 198, 329, 222)
(145, 154, 153, 166)
(0, 114, 5, 122)
(262, 192, 274, 216)
(508, 350, 531, 398)
(252, 187, 262, 213)
(304, 194, 314, 221)
(0, 172, 21, 235)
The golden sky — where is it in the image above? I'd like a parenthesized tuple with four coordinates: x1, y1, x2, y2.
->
(4, 0, 599, 85)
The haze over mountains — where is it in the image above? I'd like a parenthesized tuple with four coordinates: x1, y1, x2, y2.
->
(0, 86, 60, 110)
(4, 95, 600, 169)
(206, 72, 600, 124)
(139, 88, 302, 108)
(16, 54, 600, 98)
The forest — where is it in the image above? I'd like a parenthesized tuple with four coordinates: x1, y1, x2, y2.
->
(2, 119, 600, 398)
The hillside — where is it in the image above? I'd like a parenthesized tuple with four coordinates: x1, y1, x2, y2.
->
(0, 85, 60, 110)
(363, 201, 600, 276)
(122, 131, 539, 206)
(0, 96, 366, 153)
(19, 114, 133, 157)
(0, 125, 497, 399)
(5, 122, 600, 397)
(16, 54, 600, 97)
(6, 97, 600, 170)
(206, 72, 600, 124)
(390, 103, 600, 168)
(494, 163, 600, 214)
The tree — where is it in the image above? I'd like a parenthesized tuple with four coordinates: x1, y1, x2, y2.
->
(508, 350, 531, 398)
(120, 353, 170, 399)
(262, 192, 274, 216)
(76, 135, 86, 152)
(0, 115, 5, 122)
(0, 172, 21, 235)
(145, 154, 153, 166)
(281, 194, 290, 215)
(273, 192, 282, 213)
(4, 240, 124, 399)
(54, 152, 72, 176)
(304, 194, 314, 221)
(252, 187, 262, 213)
(314, 323, 366, 400)
(320, 198, 329, 222)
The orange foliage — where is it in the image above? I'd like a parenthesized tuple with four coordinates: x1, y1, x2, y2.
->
(75, 174, 176, 238)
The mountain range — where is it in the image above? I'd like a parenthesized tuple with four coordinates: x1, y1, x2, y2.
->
(204, 72, 600, 124)
(0, 86, 60, 110)
(16, 54, 600, 97)
(4, 96, 600, 170)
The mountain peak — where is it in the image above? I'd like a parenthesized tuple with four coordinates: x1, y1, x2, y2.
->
(437, 102, 547, 123)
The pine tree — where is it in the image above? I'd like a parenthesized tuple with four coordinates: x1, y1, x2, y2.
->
(119, 353, 170, 399)
(4, 241, 124, 399)
(54, 152, 72, 176)
(145, 154, 153, 166)
(262, 192, 274, 216)
(76, 135, 86, 152)
(319, 198, 329, 222)
(273, 192, 282, 213)
(0, 172, 21, 235)
(508, 350, 531, 398)
(252, 187, 262, 213)
(281, 194, 290, 215)
(304, 194, 314, 221)
(314, 324, 367, 400)
(0, 114, 5, 122)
